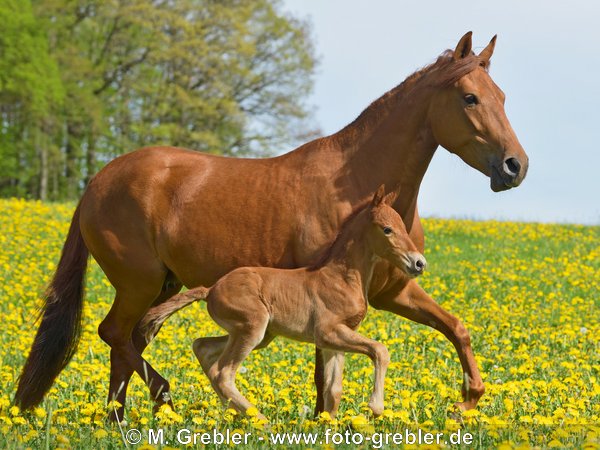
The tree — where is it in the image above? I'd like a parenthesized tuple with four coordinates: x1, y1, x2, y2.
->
(0, 0, 64, 199)
(0, 0, 317, 200)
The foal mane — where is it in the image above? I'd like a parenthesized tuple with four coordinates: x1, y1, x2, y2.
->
(339, 50, 488, 136)
(307, 200, 372, 271)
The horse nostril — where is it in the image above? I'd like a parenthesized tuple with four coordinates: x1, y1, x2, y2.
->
(503, 157, 521, 178)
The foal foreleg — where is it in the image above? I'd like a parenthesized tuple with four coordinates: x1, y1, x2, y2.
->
(370, 279, 485, 410)
(320, 349, 345, 417)
(317, 326, 389, 417)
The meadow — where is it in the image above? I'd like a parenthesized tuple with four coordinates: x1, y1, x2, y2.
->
(0, 198, 598, 449)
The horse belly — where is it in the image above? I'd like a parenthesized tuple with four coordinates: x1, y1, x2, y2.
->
(159, 187, 301, 288)
(157, 163, 339, 288)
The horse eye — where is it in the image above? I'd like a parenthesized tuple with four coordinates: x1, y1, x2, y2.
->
(383, 226, 393, 235)
(464, 94, 479, 106)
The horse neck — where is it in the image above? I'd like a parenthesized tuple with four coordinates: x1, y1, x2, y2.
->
(331, 83, 438, 216)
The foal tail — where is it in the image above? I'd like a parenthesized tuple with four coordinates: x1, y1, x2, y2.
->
(139, 286, 210, 344)
(14, 204, 88, 409)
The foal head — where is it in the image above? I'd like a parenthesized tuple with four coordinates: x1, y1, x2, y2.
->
(427, 32, 529, 192)
(366, 186, 426, 277)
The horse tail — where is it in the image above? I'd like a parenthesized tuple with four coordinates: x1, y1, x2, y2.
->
(14, 203, 88, 409)
(139, 287, 210, 344)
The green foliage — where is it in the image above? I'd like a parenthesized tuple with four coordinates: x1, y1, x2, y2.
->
(0, 0, 317, 200)
(0, 0, 64, 198)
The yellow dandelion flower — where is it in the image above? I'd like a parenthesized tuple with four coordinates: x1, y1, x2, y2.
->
(94, 429, 108, 439)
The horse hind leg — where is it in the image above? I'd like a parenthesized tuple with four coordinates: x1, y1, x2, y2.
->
(99, 266, 175, 421)
(107, 278, 182, 422)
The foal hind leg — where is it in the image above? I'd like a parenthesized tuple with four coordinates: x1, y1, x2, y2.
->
(210, 329, 269, 420)
(193, 332, 274, 418)
(193, 336, 229, 385)
(193, 333, 275, 380)
(107, 282, 182, 422)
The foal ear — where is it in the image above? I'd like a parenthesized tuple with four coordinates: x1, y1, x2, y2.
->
(371, 184, 386, 207)
(478, 35, 497, 67)
(453, 31, 473, 60)
(383, 184, 401, 206)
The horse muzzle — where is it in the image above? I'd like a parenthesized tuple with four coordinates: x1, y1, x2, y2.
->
(490, 156, 528, 192)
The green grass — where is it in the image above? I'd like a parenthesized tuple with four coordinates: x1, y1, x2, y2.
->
(0, 199, 598, 449)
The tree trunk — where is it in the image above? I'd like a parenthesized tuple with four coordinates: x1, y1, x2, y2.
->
(65, 121, 79, 198)
(38, 131, 48, 201)
(85, 134, 96, 186)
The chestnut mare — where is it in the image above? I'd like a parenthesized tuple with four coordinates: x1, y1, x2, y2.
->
(15, 33, 528, 421)
(192, 186, 424, 420)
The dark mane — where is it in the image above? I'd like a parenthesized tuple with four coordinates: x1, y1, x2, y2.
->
(339, 50, 487, 135)
(307, 200, 371, 271)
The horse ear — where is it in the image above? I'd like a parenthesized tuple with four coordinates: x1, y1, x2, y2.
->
(478, 35, 497, 66)
(453, 31, 473, 60)
(383, 184, 401, 206)
(371, 185, 386, 207)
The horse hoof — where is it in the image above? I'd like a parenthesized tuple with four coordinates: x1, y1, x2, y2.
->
(448, 403, 465, 423)
(152, 400, 175, 416)
(105, 414, 127, 427)
(105, 408, 125, 424)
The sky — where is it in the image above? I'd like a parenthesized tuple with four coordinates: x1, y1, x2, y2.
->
(281, 0, 600, 225)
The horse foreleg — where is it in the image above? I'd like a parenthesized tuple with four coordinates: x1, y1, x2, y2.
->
(314, 347, 326, 416)
(370, 279, 485, 410)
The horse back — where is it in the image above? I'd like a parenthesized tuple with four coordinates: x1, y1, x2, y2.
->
(78, 146, 350, 289)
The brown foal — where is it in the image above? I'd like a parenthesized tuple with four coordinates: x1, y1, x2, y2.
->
(192, 186, 425, 420)
(16, 32, 528, 421)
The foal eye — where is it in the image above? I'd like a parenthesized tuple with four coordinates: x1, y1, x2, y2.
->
(383, 227, 393, 235)
(464, 94, 479, 106)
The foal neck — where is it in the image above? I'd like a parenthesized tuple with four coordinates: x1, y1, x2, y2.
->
(320, 211, 379, 295)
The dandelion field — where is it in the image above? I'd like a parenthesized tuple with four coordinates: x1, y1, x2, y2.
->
(0, 198, 598, 449)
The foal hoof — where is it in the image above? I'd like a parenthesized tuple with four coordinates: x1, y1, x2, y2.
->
(368, 401, 384, 418)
